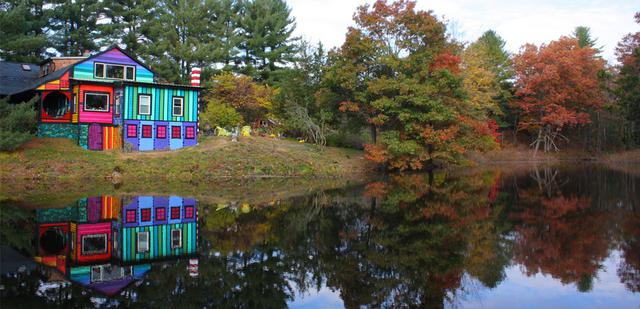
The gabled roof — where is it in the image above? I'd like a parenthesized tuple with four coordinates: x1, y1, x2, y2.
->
(0, 62, 41, 95)
(89, 45, 159, 77)
(0, 46, 184, 96)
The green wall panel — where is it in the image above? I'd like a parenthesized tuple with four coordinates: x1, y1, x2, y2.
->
(37, 123, 79, 140)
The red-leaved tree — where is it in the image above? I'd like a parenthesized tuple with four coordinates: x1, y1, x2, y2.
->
(512, 37, 606, 152)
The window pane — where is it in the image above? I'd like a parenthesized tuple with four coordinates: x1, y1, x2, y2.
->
(127, 125, 137, 138)
(185, 206, 194, 218)
(186, 127, 195, 139)
(84, 93, 109, 112)
(172, 98, 183, 116)
(126, 209, 136, 222)
(137, 232, 149, 252)
(171, 207, 180, 219)
(142, 125, 152, 138)
(106, 64, 124, 79)
(95, 63, 105, 78)
(125, 66, 135, 80)
(141, 208, 151, 221)
(82, 234, 107, 255)
(156, 207, 166, 220)
(171, 126, 181, 139)
(157, 126, 166, 139)
(171, 229, 182, 248)
(139, 95, 151, 115)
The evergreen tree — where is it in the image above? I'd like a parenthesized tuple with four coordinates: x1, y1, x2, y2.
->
(238, 0, 298, 83)
(48, 0, 104, 56)
(0, 0, 49, 62)
(210, 0, 243, 69)
(143, 0, 220, 83)
(473, 30, 515, 129)
(100, 0, 157, 55)
(614, 13, 640, 145)
(573, 26, 601, 51)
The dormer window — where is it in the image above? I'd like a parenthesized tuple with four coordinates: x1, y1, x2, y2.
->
(94, 62, 135, 81)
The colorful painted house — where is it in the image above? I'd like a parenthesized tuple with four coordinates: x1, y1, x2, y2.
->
(0, 47, 201, 151)
(33, 195, 198, 295)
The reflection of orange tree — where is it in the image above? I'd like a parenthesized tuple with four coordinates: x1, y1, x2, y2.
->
(197, 170, 508, 307)
(351, 170, 508, 306)
(511, 193, 611, 290)
(618, 212, 640, 292)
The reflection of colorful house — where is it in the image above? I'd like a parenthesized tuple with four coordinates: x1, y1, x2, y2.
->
(33, 195, 198, 295)
(68, 263, 151, 296)
(0, 47, 201, 151)
(117, 196, 198, 262)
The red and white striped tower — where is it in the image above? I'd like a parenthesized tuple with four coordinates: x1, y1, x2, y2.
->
(190, 67, 201, 86)
(191, 67, 202, 142)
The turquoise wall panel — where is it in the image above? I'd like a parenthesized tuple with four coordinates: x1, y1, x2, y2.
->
(78, 124, 89, 149)
(121, 222, 196, 262)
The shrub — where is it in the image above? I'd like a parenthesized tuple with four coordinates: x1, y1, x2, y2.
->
(0, 97, 37, 151)
(199, 100, 243, 133)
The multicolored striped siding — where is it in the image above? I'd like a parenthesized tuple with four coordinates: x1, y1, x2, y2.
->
(73, 49, 154, 83)
(102, 126, 121, 150)
(120, 222, 197, 262)
(36, 72, 70, 90)
(123, 85, 198, 122)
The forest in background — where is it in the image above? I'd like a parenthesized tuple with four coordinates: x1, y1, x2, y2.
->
(1, 0, 639, 169)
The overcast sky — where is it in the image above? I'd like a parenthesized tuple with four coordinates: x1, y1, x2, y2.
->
(287, 0, 639, 63)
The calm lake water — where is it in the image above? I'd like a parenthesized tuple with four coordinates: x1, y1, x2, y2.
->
(1, 165, 638, 308)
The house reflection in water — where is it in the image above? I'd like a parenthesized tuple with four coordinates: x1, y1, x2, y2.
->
(34, 195, 198, 296)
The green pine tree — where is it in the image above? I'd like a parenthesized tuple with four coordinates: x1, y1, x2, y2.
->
(0, 0, 49, 62)
(238, 0, 298, 83)
(48, 0, 104, 56)
(100, 0, 157, 55)
(143, 0, 222, 83)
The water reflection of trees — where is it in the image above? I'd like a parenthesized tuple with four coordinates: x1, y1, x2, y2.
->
(1, 166, 638, 307)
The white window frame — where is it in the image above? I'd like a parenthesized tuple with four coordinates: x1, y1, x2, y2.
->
(90, 265, 132, 283)
(138, 94, 151, 115)
(172, 97, 184, 117)
(84, 92, 110, 112)
(81, 234, 108, 255)
(94, 63, 105, 78)
(125, 66, 136, 81)
(137, 231, 149, 253)
(171, 229, 182, 249)
(94, 62, 136, 81)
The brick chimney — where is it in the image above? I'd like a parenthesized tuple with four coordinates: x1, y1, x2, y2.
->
(190, 67, 201, 86)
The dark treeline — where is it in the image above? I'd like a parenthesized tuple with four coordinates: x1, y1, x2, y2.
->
(0, 0, 297, 83)
(1, 0, 639, 169)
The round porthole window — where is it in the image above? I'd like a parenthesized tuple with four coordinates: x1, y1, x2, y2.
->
(42, 92, 69, 118)
(40, 227, 66, 255)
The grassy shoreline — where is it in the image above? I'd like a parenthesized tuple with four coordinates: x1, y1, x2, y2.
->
(0, 136, 371, 182)
(1, 137, 637, 207)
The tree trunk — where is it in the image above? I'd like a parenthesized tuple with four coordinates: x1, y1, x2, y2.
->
(370, 124, 377, 144)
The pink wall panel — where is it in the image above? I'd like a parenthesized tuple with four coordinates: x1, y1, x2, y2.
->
(78, 84, 114, 124)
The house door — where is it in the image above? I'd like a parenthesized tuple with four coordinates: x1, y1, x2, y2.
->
(88, 124, 103, 150)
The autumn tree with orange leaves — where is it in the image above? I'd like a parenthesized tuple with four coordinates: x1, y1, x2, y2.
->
(512, 37, 606, 153)
(322, 0, 498, 170)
